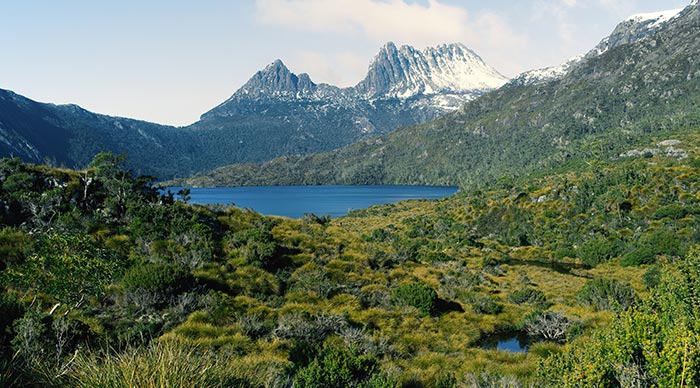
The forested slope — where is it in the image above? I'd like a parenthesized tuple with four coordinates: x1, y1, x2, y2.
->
(174, 3, 700, 188)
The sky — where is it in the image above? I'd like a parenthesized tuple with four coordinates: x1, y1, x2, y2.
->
(0, 0, 691, 126)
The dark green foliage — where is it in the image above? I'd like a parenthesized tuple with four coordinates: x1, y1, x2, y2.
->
(121, 263, 194, 297)
(642, 266, 662, 289)
(3, 233, 123, 307)
(0, 227, 31, 268)
(468, 293, 503, 315)
(392, 282, 438, 316)
(653, 203, 688, 220)
(577, 237, 622, 267)
(622, 229, 685, 266)
(293, 343, 381, 388)
(508, 288, 549, 308)
(620, 245, 656, 266)
(640, 229, 684, 257)
(576, 278, 636, 311)
(0, 293, 23, 347)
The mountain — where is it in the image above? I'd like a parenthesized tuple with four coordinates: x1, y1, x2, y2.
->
(173, 2, 700, 187)
(0, 42, 505, 179)
(513, 6, 684, 86)
(355, 42, 506, 99)
(0, 89, 200, 178)
(190, 42, 506, 165)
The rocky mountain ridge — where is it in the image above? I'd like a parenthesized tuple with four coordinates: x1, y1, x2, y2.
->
(0, 42, 506, 178)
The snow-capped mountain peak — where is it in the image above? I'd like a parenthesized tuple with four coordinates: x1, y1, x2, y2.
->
(355, 42, 508, 99)
(233, 59, 318, 99)
(511, 5, 686, 86)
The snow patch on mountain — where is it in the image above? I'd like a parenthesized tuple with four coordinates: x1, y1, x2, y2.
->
(356, 42, 508, 100)
(511, 5, 684, 86)
(626, 8, 683, 28)
(204, 42, 508, 119)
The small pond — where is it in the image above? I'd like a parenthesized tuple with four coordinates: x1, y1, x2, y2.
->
(480, 331, 537, 353)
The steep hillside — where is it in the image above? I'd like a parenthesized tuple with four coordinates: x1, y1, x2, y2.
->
(0, 43, 505, 179)
(0, 90, 199, 178)
(177, 3, 700, 188)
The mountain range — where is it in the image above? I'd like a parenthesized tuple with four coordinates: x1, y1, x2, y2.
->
(174, 2, 700, 187)
(0, 43, 506, 179)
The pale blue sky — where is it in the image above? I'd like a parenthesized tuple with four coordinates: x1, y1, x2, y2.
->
(0, 0, 690, 126)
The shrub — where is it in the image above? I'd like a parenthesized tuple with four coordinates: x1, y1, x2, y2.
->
(392, 282, 438, 316)
(293, 343, 383, 388)
(642, 266, 662, 289)
(641, 229, 683, 257)
(273, 313, 347, 344)
(577, 237, 622, 267)
(653, 204, 687, 220)
(522, 311, 571, 342)
(508, 287, 549, 307)
(553, 247, 577, 260)
(121, 263, 194, 298)
(620, 245, 656, 266)
(576, 278, 636, 311)
(468, 293, 503, 315)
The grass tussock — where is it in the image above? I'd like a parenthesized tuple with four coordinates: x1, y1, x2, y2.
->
(67, 342, 290, 388)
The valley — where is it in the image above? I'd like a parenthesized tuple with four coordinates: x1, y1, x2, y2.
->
(1, 2, 700, 387)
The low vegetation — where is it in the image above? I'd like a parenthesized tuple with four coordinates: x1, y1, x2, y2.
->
(2, 132, 700, 386)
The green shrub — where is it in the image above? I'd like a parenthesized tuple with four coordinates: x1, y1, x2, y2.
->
(642, 266, 662, 289)
(508, 287, 549, 307)
(121, 262, 194, 297)
(576, 278, 636, 311)
(392, 282, 438, 316)
(620, 245, 656, 266)
(294, 343, 380, 388)
(641, 229, 683, 257)
(577, 237, 622, 267)
(653, 204, 687, 220)
(553, 247, 577, 260)
(468, 293, 503, 315)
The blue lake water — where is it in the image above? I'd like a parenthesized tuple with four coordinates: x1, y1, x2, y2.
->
(480, 331, 536, 353)
(170, 185, 458, 218)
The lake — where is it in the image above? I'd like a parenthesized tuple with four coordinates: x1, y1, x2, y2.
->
(169, 185, 458, 218)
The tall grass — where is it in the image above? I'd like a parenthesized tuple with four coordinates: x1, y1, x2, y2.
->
(67, 342, 290, 388)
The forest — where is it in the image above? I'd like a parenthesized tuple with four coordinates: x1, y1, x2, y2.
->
(2, 130, 700, 387)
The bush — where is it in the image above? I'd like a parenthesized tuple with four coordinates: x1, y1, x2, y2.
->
(392, 282, 438, 316)
(620, 245, 656, 266)
(653, 204, 687, 220)
(642, 266, 662, 289)
(508, 287, 549, 307)
(293, 343, 382, 388)
(577, 237, 622, 267)
(641, 229, 683, 257)
(576, 278, 636, 311)
(468, 293, 503, 315)
(522, 311, 571, 342)
(121, 263, 194, 298)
